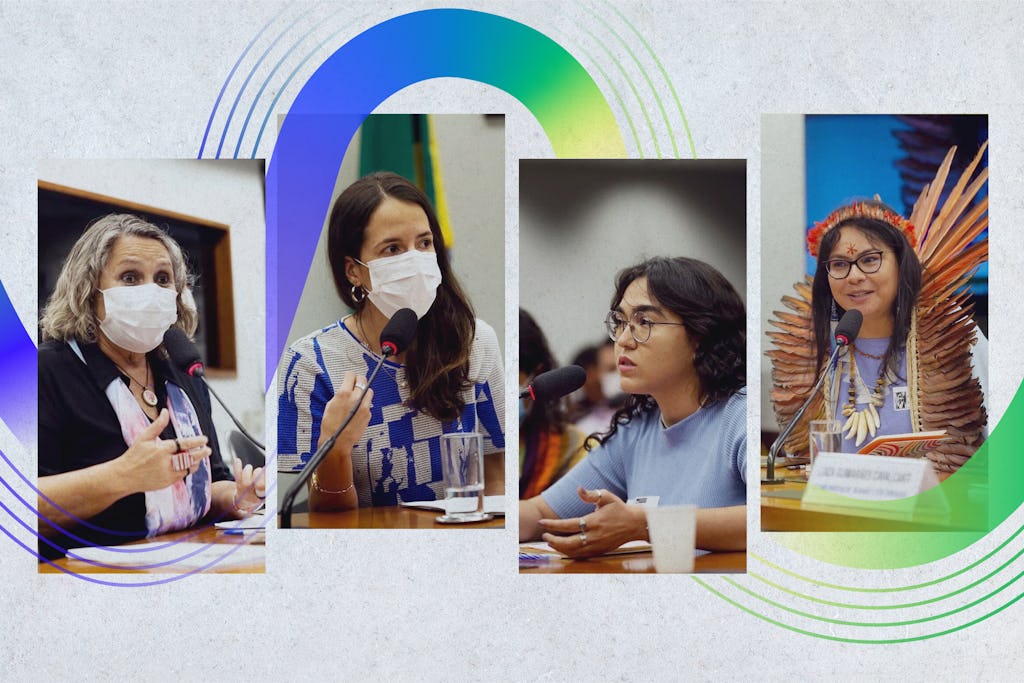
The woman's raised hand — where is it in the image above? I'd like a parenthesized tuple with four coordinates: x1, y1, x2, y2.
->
(115, 408, 211, 493)
(319, 372, 374, 454)
(539, 486, 648, 558)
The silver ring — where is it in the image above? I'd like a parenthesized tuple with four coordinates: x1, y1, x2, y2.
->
(596, 489, 604, 502)
(579, 532, 588, 545)
(355, 381, 367, 391)
(578, 517, 587, 532)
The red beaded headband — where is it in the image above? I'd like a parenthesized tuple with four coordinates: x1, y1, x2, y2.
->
(806, 201, 917, 257)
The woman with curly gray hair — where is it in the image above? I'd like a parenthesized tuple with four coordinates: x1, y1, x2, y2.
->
(37, 213, 263, 560)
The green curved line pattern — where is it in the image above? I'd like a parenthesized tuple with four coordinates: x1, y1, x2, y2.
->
(694, 577, 1024, 644)
(726, 564, 1024, 627)
(580, 26, 654, 157)
(749, 522, 1024, 593)
(575, 41, 643, 156)
(589, 3, 671, 158)
(604, 0, 695, 158)
(747, 537, 1024, 610)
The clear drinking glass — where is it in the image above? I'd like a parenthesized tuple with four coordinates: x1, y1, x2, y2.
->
(437, 432, 492, 523)
(808, 419, 843, 472)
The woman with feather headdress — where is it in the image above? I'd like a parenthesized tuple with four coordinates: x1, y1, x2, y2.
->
(767, 143, 988, 473)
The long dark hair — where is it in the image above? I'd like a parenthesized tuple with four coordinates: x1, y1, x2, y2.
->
(592, 256, 746, 449)
(811, 202, 922, 381)
(327, 172, 475, 421)
(519, 308, 570, 435)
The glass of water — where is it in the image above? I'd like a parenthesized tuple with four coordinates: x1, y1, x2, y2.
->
(437, 432, 492, 523)
(808, 419, 843, 473)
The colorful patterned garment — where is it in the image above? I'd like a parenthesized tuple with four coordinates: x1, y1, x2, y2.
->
(519, 425, 588, 499)
(105, 374, 211, 536)
(277, 318, 505, 506)
(72, 341, 211, 537)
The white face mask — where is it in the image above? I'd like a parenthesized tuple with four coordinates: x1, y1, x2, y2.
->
(99, 283, 179, 353)
(600, 371, 622, 399)
(357, 250, 442, 320)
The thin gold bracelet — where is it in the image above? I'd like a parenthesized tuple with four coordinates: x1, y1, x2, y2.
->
(311, 470, 356, 495)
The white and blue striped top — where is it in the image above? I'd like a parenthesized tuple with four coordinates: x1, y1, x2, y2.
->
(277, 317, 505, 507)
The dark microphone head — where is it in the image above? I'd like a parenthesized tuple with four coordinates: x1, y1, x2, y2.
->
(162, 327, 205, 377)
(834, 309, 863, 346)
(380, 308, 418, 356)
(522, 365, 587, 402)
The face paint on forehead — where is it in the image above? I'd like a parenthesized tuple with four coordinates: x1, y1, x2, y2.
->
(845, 242, 858, 256)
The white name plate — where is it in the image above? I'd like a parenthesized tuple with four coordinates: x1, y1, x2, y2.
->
(804, 452, 941, 513)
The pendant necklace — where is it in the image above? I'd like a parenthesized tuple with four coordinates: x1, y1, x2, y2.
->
(840, 344, 889, 446)
(115, 360, 158, 407)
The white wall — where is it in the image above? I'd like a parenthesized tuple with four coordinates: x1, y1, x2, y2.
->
(759, 116, 806, 432)
(520, 159, 746, 367)
(37, 158, 266, 464)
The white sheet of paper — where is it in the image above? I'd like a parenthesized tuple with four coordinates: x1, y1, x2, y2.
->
(399, 496, 505, 515)
(214, 512, 266, 530)
(520, 539, 652, 557)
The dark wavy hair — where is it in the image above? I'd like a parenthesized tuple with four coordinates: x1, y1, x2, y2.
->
(811, 201, 922, 381)
(519, 308, 570, 434)
(592, 256, 746, 449)
(327, 172, 475, 421)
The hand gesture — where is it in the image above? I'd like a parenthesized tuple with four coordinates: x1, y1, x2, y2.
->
(319, 372, 374, 454)
(231, 459, 266, 515)
(116, 408, 211, 493)
(539, 486, 647, 558)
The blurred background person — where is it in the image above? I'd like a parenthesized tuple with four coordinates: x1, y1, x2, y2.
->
(568, 339, 622, 438)
(519, 308, 587, 499)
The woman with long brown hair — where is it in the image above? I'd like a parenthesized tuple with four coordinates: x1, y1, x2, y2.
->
(277, 172, 505, 510)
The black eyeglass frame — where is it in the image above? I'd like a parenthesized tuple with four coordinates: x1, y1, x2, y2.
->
(604, 310, 687, 344)
(823, 249, 887, 280)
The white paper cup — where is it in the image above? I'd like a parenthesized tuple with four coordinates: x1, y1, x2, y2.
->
(645, 504, 697, 573)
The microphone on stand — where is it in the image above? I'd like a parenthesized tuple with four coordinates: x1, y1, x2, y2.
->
(280, 308, 419, 528)
(519, 365, 587, 402)
(163, 328, 265, 452)
(763, 310, 862, 485)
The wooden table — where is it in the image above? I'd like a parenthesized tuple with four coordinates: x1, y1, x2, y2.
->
(286, 505, 504, 529)
(39, 524, 265, 574)
(760, 464, 969, 532)
(520, 548, 746, 574)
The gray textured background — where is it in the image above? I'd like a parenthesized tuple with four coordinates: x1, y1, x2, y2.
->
(2, 1, 1023, 679)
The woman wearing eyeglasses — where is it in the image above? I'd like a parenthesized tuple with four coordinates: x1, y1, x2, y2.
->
(518, 257, 747, 557)
(768, 162, 988, 472)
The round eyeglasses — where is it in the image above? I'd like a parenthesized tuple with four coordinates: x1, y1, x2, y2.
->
(604, 311, 686, 344)
(823, 250, 886, 279)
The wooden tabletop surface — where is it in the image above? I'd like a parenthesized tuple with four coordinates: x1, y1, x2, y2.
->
(285, 505, 505, 529)
(39, 523, 265, 574)
(520, 548, 746, 574)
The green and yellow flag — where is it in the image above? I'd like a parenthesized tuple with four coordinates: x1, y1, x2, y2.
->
(358, 114, 454, 247)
